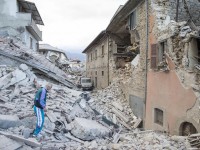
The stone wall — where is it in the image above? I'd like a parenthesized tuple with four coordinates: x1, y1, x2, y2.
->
(169, 0, 200, 26)
(86, 36, 109, 89)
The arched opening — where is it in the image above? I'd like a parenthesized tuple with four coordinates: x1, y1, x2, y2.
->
(179, 122, 197, 136)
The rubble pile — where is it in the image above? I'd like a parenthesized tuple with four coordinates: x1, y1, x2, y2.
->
(0, 63, 191, 149)
(0, 37, 75, 88)
(90, 80, 140, 131)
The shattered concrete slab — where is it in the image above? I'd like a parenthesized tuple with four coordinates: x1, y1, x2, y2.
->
(0, 135, 23, 150)
(0, 37, 75, 88)
(0, 131, 41, 147)
(0, 114, 20, 129)
(71, 117, 111, 140)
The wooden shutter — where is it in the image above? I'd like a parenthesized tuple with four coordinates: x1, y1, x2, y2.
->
(151, 44, 158, 69)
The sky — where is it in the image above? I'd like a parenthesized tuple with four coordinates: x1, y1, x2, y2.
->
(29, 0, 128, 54)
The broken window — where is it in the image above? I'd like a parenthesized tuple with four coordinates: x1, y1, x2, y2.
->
(189, 38, 200, 70)
(154, 108, 163, 126)
(129, 10, 137, 30)
(30, 37, 33, 49)
(102, 45, 105, 57)
(151, 42, 169, 71)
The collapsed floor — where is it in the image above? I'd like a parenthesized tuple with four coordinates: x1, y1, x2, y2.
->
(0, 64, 194, 150)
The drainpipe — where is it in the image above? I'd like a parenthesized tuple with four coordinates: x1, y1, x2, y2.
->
(107, 33, 110, 86)
(176, 0, 179, 22)
(144, 0, 149, 125)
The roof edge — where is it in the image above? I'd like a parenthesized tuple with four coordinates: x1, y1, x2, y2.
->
(82, 30, 107, 53)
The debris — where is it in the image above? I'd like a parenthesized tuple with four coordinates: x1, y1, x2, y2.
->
(71, 117, 111, 140)
(65, 133, 85, 144)
(0, 115, 20, 129)
(0, 131, 41, 147)
(188, 133, 200, 149)
(0, 135, 23, 150)
(112, 107, 129, 123)
(133, 118, 142, 129)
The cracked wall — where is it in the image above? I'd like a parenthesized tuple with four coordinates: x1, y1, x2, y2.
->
(145, 0, 200, 135)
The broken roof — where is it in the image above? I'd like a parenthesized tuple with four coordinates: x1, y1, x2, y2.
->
(107, 0, 143, 32)
(17, 0, 44, 25)
(39, 44, 68, 57)
(82, 30, 107, 53)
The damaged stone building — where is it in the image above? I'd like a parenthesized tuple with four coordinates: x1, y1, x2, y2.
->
(0, 0, 44, 51)
(83, 0, 200, 136)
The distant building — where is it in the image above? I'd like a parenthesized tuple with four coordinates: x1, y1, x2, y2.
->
(39, 44, 69, 72)
(0, 0, 44, 51)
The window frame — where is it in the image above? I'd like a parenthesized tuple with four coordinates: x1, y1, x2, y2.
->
(129, 10, 137, 30)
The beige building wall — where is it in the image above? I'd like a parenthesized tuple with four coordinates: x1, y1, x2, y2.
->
(86, 36, 109, 89)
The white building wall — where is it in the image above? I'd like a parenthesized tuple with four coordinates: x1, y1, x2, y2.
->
(0, 0, 18, 17)
(24, 28, 38, 51)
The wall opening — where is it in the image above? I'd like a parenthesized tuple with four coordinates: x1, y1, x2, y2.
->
(154, 108, 163, 126)
(179, 122, 197, 136)
(95, 77, 97, 88)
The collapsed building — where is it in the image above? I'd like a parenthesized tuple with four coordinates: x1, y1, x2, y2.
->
(39, 44, 70, 73)
(83, 0, 200, 145)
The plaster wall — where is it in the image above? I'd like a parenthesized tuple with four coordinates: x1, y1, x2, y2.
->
(0, 0, 18, 17)
(145, 0, 200, 135)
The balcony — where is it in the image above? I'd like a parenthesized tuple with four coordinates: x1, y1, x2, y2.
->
(26, 19, 42, 41)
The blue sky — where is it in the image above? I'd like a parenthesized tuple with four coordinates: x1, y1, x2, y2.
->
(30, 0, 127, 54)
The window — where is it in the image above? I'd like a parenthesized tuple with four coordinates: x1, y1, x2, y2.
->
(189, 38, 200, 69)
(154, 108, 163, 126)
(87, 54, 90, 62)
(91, 53, 92, 61)
(129, 10, 137, 30)
(197, 39, 200, 64)
(102, 71, 104, 76)
(95, 71, 97, 75)
(150, 44, 157, 69)
(30, 37, 33, 49)
(102, 45, 104, 57)
(151, 42, 168, 70)
(95, 50, 97, 59)
(36, 43, 39, 51)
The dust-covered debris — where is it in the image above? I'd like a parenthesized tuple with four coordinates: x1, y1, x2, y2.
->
(0, 63, 190, 150)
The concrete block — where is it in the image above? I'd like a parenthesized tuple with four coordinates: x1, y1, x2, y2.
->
(71, 117, 110, 140)
(0, 135, 23, 150)
(19, 64, 29, 71)
(0, 114, 20, 129)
